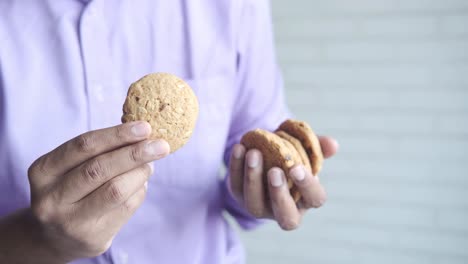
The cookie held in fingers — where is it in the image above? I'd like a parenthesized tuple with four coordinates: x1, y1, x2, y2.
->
(240, 119, 323, 202)
(275, 130, 312, 174)
(278, 119, 323, 176)
(122, 73, 199, 153)
(241, 129, 303, 202)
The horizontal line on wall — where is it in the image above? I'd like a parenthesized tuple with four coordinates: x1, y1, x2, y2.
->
(329, 154, 468, 163)
(310, 222, 468, 240)
(275, 35, 468, 44)
(329, 196, 468, 210)
(272, 9, 468, 21)
(330, 154, 468, 163)
(279, 60, 468, 67)
(290, 106, 468, 115)
(283, 83, 468, 91)
(297, 130, 468, 140)
(321, 173, 468, 188)
(311, 217, 468, 239)
(292, 130, 468, 143)
(276, 36, 468, 44)
(272, 7, 468, 20)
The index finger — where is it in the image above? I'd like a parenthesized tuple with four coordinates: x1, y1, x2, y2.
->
(29, 121, 152, 180)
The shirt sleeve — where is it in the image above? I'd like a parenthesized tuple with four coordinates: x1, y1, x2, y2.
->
(222, 0, 292, 230)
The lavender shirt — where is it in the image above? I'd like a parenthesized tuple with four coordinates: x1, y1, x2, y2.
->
(0, 0, 290, 263)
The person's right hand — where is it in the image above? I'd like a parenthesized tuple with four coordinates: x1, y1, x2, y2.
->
(27, 121, 169, 262)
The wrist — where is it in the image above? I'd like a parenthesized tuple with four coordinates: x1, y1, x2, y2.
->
(0, 208, 71, 264)
(25, 208, 76, 264)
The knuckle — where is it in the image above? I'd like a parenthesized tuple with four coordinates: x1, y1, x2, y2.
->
(115, 125, 128, 141)
(106, 182, 126, 204)
(28, 157, 45, 180)
(82, 159, 105, 183)
(229, 162, 242, 175)
(129, 145, 143, 163)
(31, 198, 57, 225)
(245, 170, 256, 183)
(122, 199, 137, 213)
(279, 217, 300, 231)
(122, 191, 145, 213)
(28, 154, 53, 180)
(75, 134, 95, 153)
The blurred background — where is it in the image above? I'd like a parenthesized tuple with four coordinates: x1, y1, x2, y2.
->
(238, 0, 468, 263)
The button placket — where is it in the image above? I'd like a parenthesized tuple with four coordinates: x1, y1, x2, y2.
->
(79, 2, 109, 130)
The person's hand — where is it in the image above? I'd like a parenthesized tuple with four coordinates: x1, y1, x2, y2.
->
(228, 136, 338, 230)
(27, 121, 169, 262)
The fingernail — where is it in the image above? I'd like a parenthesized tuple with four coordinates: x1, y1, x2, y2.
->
(290, 166, 306, 182)
(144, 140, 170, 158)
(131, 122, 151, 137)
(269, 168, 284, 187)
(233, 145, 243, 159)
(147, 162, 154, 174)
(247, 151, 260, 168)
(144, 181, 148, 190)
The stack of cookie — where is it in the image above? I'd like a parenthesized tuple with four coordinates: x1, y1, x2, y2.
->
(241, 120, 323, 202)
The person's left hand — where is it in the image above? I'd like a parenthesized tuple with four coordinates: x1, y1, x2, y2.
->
(228, 136, 339, 230)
